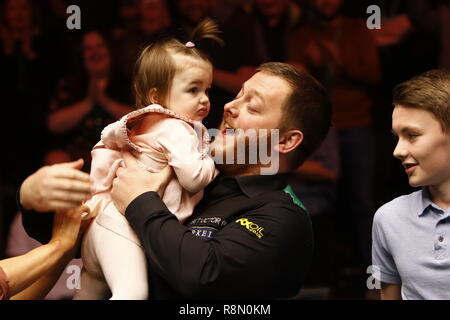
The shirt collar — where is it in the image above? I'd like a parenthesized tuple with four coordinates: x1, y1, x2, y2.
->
(418, 187, 445, 216)
(233, 173, 289, 197)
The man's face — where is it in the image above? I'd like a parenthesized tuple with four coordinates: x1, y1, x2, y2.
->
(210, 71, 291, 174)
(313, 0, 343, 19)
(392, 105, 450, 189)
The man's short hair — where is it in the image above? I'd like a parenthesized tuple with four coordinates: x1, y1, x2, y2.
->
(257, 62, 332, 168)
(393, 69, 450, 132)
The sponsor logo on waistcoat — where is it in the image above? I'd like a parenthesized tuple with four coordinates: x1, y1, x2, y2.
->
(235, 218, 264, 239)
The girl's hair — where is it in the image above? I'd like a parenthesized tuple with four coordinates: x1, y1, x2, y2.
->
(133, 18, 223, 108)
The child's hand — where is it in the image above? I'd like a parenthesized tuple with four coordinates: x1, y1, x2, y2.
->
(111, 152, 173, 214)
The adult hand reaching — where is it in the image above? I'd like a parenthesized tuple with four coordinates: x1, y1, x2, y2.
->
(0, 204, 90, 300)
(111, 152, 173, 215)
(51, 205, 91, 253)
(19, 159, 92, 212)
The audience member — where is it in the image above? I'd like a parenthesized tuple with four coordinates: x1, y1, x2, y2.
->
(113, 0, 174, 78)
(248, 0, 305, 62)
(0, 0, 61, 258)
(45, 31, 133, 171)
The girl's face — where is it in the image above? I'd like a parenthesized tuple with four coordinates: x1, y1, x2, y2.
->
(82, 32, 111, 75)
(392, 105, 450, 190)
(5, 0, 33, 31)
(164, 55, 212, 122)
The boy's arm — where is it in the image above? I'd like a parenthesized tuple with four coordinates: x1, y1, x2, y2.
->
(372, 209, 402, 299)
(380, 283, 402, 300)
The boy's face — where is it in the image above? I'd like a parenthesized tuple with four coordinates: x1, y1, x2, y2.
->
(392, 105, 450, 189)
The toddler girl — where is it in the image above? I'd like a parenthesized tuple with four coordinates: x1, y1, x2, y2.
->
(74, 19, 221, 299)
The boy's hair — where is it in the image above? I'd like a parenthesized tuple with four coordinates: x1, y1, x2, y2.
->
(393, 69, 450, 132)
(133, 18, 223, 108)
(256, 62, 332, 168)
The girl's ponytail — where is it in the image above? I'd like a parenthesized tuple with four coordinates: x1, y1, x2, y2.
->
(189, 18, 224, 47)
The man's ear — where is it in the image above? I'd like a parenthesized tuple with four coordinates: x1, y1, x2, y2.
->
(275, 130, 303, 154)
(148, 88, 159, 104)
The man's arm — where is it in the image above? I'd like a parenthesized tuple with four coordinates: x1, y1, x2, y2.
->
(125, 192, 312, 298)
(380, 283, 402, 300)
(111, 153, 312, 298)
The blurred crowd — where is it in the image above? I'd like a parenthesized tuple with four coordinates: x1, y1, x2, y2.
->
(0, 0, 449, 299)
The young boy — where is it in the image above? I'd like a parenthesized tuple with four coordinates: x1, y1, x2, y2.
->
(372, 69, 450, 300)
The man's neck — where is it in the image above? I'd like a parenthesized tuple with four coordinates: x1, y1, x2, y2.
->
(216, 164, 259, 177)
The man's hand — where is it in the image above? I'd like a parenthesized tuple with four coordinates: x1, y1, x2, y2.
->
(20, 159, 92, 212)
(111, 152, 173, 215)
